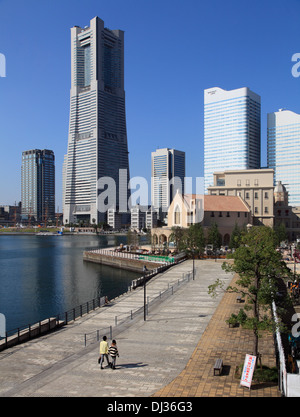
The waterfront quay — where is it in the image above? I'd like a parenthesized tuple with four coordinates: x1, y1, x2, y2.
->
(0, 260, 280, 397)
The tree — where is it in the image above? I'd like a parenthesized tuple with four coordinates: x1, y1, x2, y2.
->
(169, 226, 186, 252)
(274, 223, 288, 246)
(185, 223, 206, 258)
(207, 223, 222, 256)
(229, 223, 242, 250)
(92, 218, 98, 234)
(127, 229, 139, 248)
(208, 226, 293, 360)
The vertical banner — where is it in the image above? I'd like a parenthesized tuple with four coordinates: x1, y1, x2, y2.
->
(240, 354, 256, 389)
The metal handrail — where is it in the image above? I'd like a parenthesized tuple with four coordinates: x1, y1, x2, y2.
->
(83, 269, 194, 347)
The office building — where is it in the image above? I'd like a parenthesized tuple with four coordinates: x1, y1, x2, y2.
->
(21, 149, 55, 222)
(63, 17, 130, 224)
(130, 204, 147, 231)
(107, 208, 122, 230)
(204, 87, 261, 192)
(267, 109, 300, 207)
(207, 168, 274, 226)
(151, 148, 185, 214)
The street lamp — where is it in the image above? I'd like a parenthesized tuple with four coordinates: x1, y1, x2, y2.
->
(192, 248, 195, 280)
(143, 265, 147, 321)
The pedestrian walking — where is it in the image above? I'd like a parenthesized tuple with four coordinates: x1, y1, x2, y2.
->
(108, 339, 119, 370)
(99, 335, 111, 369)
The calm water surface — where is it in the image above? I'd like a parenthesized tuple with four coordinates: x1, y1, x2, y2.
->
(0, 234, 141, 332)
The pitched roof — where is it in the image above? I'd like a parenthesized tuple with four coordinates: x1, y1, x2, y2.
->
(184, 194, 250, 212)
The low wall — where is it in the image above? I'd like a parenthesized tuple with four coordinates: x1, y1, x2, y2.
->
(83, 251, 164, 273)
(0, 317, 63, 352)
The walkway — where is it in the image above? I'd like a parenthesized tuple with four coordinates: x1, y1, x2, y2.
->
(0, 260, 281, 397)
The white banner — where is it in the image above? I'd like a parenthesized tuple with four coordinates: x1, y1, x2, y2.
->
(240, 354, 256, 389)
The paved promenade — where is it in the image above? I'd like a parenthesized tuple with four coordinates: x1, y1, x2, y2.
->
(0, 260, 281, 397)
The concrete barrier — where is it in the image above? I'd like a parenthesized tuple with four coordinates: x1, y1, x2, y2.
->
(83, 251, 163, 272)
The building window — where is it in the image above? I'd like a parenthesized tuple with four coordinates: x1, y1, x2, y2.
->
(237, 179, 241, 186)
(244, 212, 247, 218)
(226, 212, 230, 217)
(210, 211, 214, 217)
(246, 192, 250, 199)
(237, 212, 240, 217)
(246, 179, 250, 186)
(219, 212, 222, 217)
(254, 179, 259, 186)
(255, 207, 258, 214)
(174, 206, 181, 225)
(264, 192, 269, 199)
(255, 192, 258, 199)
(264, 207, 269, 214)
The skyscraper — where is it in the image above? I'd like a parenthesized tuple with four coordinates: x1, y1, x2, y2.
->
(151, 148, 185, 214)
(267, 109, 300, 206)
(204, 87, 261, 192)
(63, 17, 130, 224)
(21, 149, 55, 222)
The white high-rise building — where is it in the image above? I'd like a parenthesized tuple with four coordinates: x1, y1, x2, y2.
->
(151, 148, 185, 214)
(268, 109, 300, 206)
(204, 87, 261, 192)
(63, 17, 130, 224)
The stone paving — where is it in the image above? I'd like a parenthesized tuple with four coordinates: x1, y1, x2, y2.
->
(0, 260, 281, 397)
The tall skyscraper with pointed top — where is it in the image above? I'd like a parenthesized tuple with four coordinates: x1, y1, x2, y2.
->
(63, 17, 130, 224)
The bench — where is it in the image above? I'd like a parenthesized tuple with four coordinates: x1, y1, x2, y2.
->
(213, 358, 223, 376)
(236, 295, 242, 303)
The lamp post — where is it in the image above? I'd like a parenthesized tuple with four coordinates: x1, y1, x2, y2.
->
(143, 265, 147, 321)
(192, 248, 195, 280)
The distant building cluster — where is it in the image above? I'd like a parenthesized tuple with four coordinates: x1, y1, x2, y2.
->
(6, 16, 299, 243)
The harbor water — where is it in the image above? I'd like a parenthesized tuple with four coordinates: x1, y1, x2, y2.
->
(0, 234, 141, 333)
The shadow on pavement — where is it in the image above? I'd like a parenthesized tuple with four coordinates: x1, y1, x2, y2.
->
(118, 362, 148, 369)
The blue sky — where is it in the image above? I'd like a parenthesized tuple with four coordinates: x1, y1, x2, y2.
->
(0, 0, 300, 209)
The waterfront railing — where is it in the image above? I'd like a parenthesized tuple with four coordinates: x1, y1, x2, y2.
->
(87, 248, 178, 264)
(0, 295, 107, 351)
(83, 268, 194, 347)
(0, 257, 185, 351)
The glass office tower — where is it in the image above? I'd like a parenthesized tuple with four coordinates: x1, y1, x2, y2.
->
(204, 87, 261, 192)
(268, 109, 300, 206)
(63, 17, 130, 224)
(151, 148, 185, 214)
(21, 149, 55, 222)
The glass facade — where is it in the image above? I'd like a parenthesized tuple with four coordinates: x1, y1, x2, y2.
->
(267, 110, 300, 206)
(21, 149, 55, 222)
(151, 148, 185, 213)
(204, 87, 261, 192)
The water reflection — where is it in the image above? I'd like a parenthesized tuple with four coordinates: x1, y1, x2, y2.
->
(0, 234, 140, 331)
